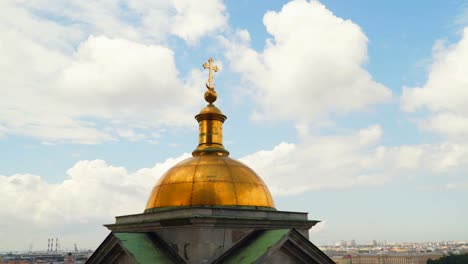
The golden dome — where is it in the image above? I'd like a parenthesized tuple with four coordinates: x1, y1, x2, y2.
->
(145, 58, 275, 211)
(145, 155, 275, 209)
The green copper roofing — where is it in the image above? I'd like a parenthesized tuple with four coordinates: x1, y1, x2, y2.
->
(114, 233, 174, 264)
(223, 229, 290, 264)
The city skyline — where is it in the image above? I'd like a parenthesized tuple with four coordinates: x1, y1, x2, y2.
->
(1, 0, 468, 250)
(2, 238, 467, 254)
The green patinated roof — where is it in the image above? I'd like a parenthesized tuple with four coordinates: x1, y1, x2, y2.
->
(114, 233, 175, 264)
(222, 229, 290, 264)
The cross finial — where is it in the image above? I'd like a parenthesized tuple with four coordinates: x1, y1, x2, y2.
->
(203, 58, 219, 90)
(202, 58, 219, 104)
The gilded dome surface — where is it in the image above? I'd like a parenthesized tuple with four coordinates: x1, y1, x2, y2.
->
(145, 155, 275, 210)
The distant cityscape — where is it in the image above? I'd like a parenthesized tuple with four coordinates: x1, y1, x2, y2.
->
(320, 240, 468, 264)
(1, 240, 467, 264)
(0, 237, 92, 264)
(0, 251, 91, 264)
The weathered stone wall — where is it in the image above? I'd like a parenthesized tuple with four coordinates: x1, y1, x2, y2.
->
(156, 227, 253, 264)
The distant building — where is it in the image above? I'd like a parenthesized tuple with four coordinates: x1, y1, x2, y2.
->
(340, 253, 442, 264)
(331, 255, 352, 264)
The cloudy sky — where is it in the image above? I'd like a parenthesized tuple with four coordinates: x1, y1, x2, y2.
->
(1, 0, 468, 251)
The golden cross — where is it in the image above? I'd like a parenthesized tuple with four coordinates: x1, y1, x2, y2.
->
(203, 58, 218, 90)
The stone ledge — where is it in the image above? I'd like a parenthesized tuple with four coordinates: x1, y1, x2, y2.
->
(114, 206, 312, 225)
(105, 206, 319, 233)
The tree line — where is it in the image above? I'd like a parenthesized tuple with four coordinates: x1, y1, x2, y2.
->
(428, 253, 468, 264)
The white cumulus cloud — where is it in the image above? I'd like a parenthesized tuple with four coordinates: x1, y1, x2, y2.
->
(0, 154, 189, 250)
(402, 27, 468, 139)
(0, 15, 207, 143)
(0, 35, 204, 143)
(241, 125, 468, 195)
(0, 0, 225, 144)
(241, 125, 390, 195)
(11, 0, 227, 44)
(223, 0, 391, 123)
(55, 36, 202, 125)
(170, 0, 227, 44)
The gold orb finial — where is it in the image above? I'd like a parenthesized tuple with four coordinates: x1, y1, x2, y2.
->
(202, 58, 219, 104)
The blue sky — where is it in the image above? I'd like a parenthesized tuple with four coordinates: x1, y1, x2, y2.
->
(1, 0, 468, 251)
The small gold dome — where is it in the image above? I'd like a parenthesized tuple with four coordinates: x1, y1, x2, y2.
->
(145, 155, 275, 210)
(198, 104, 223, 116)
